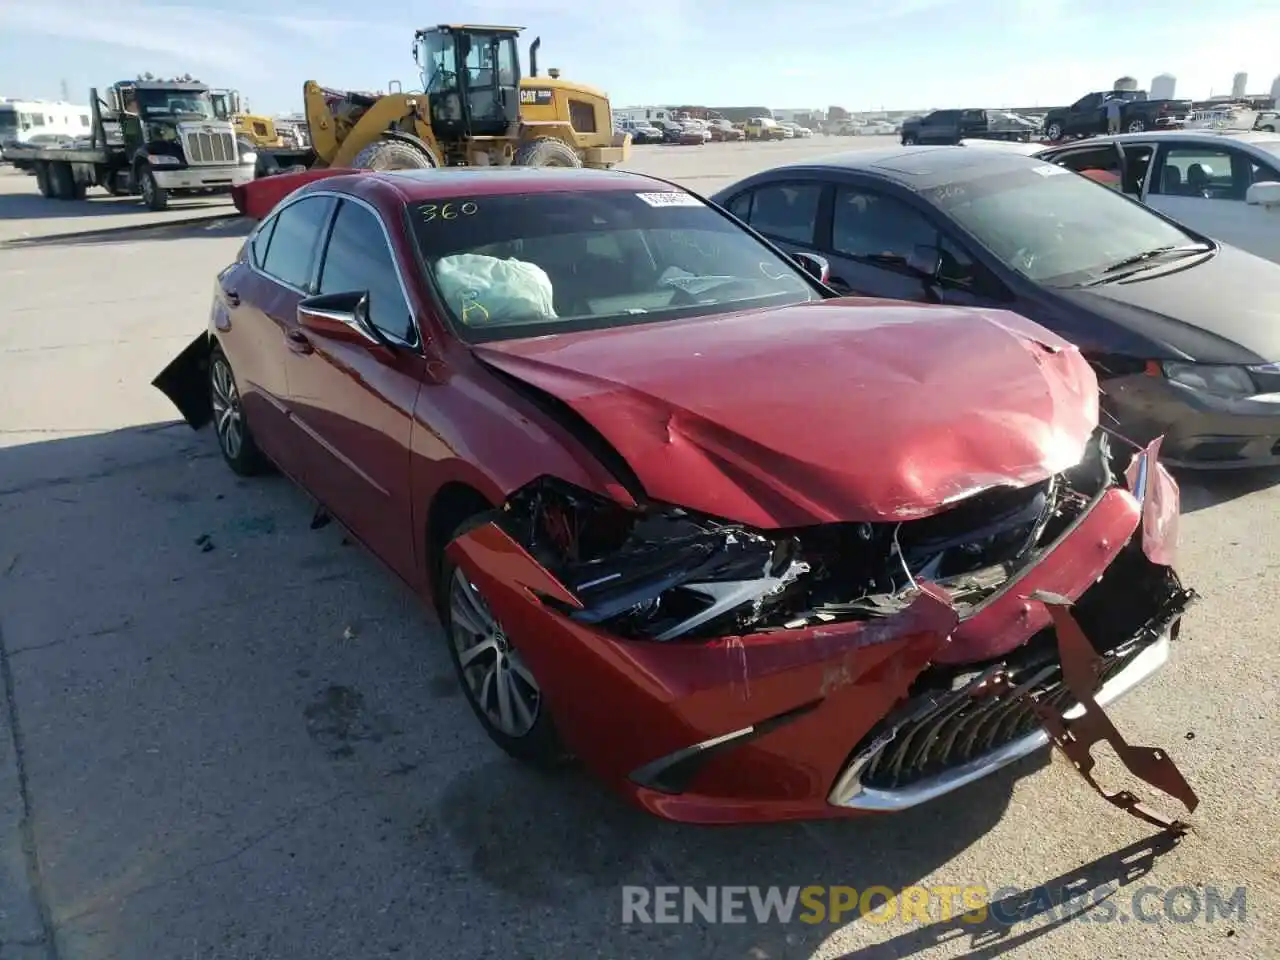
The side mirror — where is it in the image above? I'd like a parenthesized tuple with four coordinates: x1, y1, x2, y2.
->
(298, 291, 396, 350)
(791, 251, 830, 284)
(907, 244, 942, 280)
(1245, 181, 1280, 207)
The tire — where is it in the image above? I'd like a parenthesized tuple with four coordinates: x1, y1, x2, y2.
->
(1045, 121, 1064, 141)
(1126, 118, 1146, 133)
(48, 162, 75, 200)
(513, 137, 582, 168)
(351, 137, 437, 170)
(1261, 125, 1276, 133)
(34, 162, 52, 198)
(139, 166, 168, 211)
(901, 134, 918, 145)
(208, 344, 268, 476)
(438, 515, 570, 770)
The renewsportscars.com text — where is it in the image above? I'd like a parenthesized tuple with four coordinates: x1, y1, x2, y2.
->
(621, 884, 1247, 927)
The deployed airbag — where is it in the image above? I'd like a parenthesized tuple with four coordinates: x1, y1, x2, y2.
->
(435, 253, 558, 326)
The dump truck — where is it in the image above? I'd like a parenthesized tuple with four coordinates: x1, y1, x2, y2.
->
(4, 77, 254, 210)
(252, 24, 630, 177)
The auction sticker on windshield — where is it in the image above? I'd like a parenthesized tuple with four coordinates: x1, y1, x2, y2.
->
(636, 192, 703, 207)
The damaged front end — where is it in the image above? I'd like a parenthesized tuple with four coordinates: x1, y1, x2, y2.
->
(447, 429, 1199, 826)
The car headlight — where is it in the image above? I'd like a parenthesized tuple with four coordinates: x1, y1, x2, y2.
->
(1162, 361, 1256, 398)
(240, 150, 257, 165)
(147, 154, 181, 166)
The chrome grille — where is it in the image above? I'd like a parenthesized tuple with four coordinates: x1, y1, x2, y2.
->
(183, 130, 236, 164)
(852, 636, 1145, 791)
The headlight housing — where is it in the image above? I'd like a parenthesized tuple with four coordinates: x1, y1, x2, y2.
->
(1161, 361, 1256, 399)
(239, 150, 257, 165)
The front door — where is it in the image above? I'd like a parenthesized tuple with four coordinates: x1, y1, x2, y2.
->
(821, 183, 1007, 307)
(1144, 142, 1280, 264)
(283, 197, 424, 581)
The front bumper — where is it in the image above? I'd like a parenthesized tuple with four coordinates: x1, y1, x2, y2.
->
(447, 442, 1187, 824)
(1106, 372, 1280, 467)
(152, 164, 254, 191)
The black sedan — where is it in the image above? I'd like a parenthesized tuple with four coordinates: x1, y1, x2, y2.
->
(710, 146, 1280, 469)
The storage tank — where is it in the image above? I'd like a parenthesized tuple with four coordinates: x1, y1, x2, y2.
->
(1232, 72, 1248, 98)
(1113, 76, 1138, 92)
(1271, 75, 1280, 105)
(1150, 74, 1176, 100)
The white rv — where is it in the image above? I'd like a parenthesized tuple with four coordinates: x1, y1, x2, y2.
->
(0, 99, 93, 154)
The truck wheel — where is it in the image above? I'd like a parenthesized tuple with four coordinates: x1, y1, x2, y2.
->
(1126, 119, 1146, 133)
(514, 137, 582, 168)
(901, 133, 918, 145)
(1045, 121, 1064, 141)
(351, 138, 437, 170)
(139, 167, 168, 211)
(48, 162, 79, 200)
(35, 162, 53, 198)
(1263, 125, 1277, 133)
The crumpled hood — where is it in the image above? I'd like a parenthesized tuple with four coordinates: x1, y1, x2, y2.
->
(474, 299, 1099, 528)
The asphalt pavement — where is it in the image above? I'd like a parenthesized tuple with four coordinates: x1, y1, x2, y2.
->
(0, 142, 1277, 960)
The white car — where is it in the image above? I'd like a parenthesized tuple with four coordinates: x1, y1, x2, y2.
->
(780, 122, 813, 138)
(1036, 130, 1280, 265)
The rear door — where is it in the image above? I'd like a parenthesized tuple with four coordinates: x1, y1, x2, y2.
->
(722, 179, 828, 263)
(1145, 141, 1280, 262)
(283, 195, 425, 580)
(229, 194, 334, 476)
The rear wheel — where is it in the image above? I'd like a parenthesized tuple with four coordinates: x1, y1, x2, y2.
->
(1045, 120, 1064, 141)
(901, 133, 918, 145)
(1262, 125, 1276, 133)
(209, 344, 268, 476)
(34, 162, 53, 198)
(438, 517, 570, 770)
(1126, 118, 1147, 133)
(514, 137, 582, 168)
(351, 138, 437, 170)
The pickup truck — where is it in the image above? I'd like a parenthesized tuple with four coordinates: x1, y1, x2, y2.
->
(1042, 90, 1191, 141)
(899, 108, 1036, 146)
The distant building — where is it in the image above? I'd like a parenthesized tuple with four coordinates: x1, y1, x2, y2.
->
(1114, 76, 1138, 91)
(1232, 72, 1248, 99)
(1150, 74, 1176, 100)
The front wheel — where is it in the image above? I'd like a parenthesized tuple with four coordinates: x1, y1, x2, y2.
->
(139, 167, 168, 211)
(901, 134, 918, 145)
(209, 344, 268, 476)
(439, 518, 570, 770)
(1045, 121, 1064, 141)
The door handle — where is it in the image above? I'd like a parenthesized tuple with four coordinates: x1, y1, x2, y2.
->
(286, 330, 314, 355)
(224, 289, 240, 307)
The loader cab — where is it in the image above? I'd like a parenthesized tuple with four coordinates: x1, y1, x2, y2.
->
(415, 24, 521, 139)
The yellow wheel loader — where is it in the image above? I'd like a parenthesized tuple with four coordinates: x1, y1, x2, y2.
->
(209, 88, 288, 149)
(254, 24, 630, 177)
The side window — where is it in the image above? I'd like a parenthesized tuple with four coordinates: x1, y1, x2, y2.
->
(1120, 144, 1154, 194)
(260, 196, 334, 289)
(1248, 157, 1280, 185)
(725, 191, 753, 220)
(744, 182, 822, 245)
(1072, 94, 1099, 112)
(831, 187, 937, 264)
(249, 215, 278, 268)
(318, 200, 415, 344)
(1152, 146, 1246, 200)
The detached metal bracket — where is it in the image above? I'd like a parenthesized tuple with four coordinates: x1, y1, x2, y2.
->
(1016, 591, 1199, 833)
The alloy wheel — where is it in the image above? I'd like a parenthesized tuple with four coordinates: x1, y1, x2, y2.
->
(210, 355, 244, 461)
(449, 567, 541, 737)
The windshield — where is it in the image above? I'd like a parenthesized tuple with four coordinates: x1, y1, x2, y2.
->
(933, 164, 1199, 286)
(137, 88, 215, 119)
(0, 109, 15, 133)
(410, 189, 822, 342)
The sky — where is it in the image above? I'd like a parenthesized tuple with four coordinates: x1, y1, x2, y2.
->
(1, 0, 1278, 115)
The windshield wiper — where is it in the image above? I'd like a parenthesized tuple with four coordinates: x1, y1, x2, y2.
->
(1090, 243, 1212, 280)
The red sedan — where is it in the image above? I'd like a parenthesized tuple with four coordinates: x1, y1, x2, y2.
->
(156, 167, 1196, 826)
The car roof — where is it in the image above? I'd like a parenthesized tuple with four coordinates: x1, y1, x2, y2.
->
(313, 166, 675, 203)
(757, 145, 1051, 191)
(1056, 130, 1280, 151)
